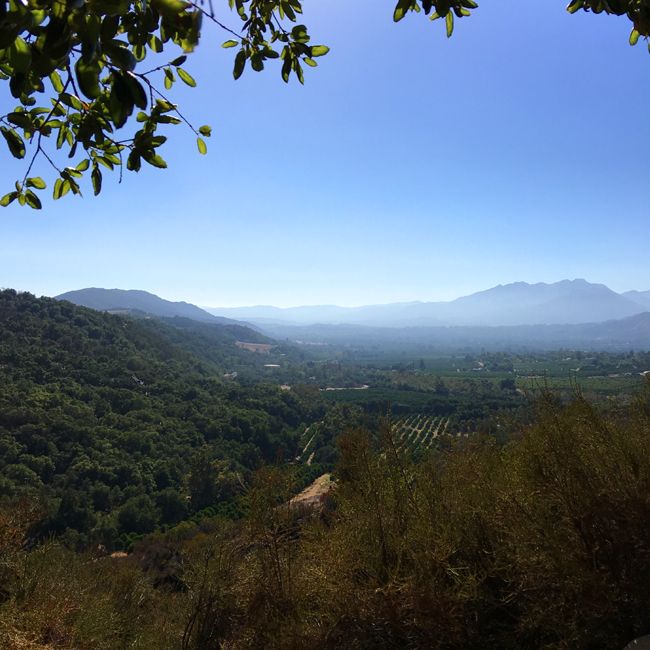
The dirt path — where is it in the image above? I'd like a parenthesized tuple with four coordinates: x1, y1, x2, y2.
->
(289, 473, 334, 509)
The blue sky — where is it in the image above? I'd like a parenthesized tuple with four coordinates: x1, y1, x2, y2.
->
(1, 1, 649, 307)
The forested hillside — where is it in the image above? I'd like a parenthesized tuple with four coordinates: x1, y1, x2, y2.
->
(0, 290, 324, 548)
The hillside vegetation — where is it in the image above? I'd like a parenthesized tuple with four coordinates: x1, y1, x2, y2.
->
(1, 392, 650, 648)
(0, 290, 324, 548)
(2, 289, 650, 648)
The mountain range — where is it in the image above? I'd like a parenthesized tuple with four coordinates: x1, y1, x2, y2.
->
(54, 280, 650, 351)
(205, 280, 649, 327)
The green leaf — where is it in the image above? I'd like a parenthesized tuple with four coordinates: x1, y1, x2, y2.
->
(222, 40, 238, 48)
(250, 54, 264, 72)
(197, 136, 207, 154)
(52, 0, 66, 19)
(53, 178, 64, 199)
(75, 59, 102, 99)
(310, 45, 329, 57)
(151, 0, 189, 18)
(177, 68, 196, 87)
(157, 115, 182, 125)
(7, 112, 33, 129)
(76, 159, 90, 172)
(50, 71, 64, 93)
(291, 24, 309, 43)
(91, 166, 102, 195)
(198, 125, 212, 137)
(164, 67, 175, 90)
(143, 152, 167, 168)
(60, 93, 85, 111)
(149, 36, 164, 53)
(393, 0, 411, 22)
(125, 73, 148, 109)
(134, 44, 146, 61)
(56, 126, 67, 150)
(24, 190, 42, 210)
(1, 127, 26, 159)
(446, 11, 454, 37)
(304, 57, 317, 67)
(294, 61, 304, 85)
(566, 0, 584, 14)
(67, 178, 81, 196)
(107, 44, 137, 72)
(26, 177, 46, 189)
(109, 74, 133, 128)
(63, 167, 83, 179)
(127, 151, 141, 171)
(0, 192, 18, 207)
(170, 55, 187, 66)
(233, 49, 246, 80)
(155, 99, 175, 113)
(9, 37, 32, 74)
(281, 51, 292, 83)
(630, 29, 640, 46)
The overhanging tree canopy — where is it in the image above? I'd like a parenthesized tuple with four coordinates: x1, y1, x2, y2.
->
(0, 0, 648, 208)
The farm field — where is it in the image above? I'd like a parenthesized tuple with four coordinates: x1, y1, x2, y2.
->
(392, 414, 455, 453)
(518, 374, 646, 395)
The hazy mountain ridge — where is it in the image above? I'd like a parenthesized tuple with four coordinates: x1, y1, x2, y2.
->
(53, 282, 650, 350)
(624, 290, 650, 311)
(56, 288, 246, 326)
(207, 280, 649, 327)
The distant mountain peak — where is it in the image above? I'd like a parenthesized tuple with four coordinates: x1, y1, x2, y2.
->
(205, 279, 648, 328)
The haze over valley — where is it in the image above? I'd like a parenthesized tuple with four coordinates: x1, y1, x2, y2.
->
(52, 279, 650, 352)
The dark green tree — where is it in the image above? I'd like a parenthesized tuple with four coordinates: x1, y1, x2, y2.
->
(118, 494, 159, 534)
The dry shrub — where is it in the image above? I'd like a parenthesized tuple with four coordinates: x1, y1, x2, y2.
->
(288, 391, 650, 649)
(3, 390, 650, 649)
(0, 540, 180, 649)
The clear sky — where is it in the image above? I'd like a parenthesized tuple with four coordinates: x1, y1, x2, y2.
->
(1, 1, 649, 307)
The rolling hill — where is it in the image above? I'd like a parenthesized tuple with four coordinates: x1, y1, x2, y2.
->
(56, 288, 241, 325)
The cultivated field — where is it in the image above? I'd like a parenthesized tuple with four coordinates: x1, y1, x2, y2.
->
(392, 414, 459, 453)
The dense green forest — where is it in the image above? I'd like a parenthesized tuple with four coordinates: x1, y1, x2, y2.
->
(0, 290, 334, 548)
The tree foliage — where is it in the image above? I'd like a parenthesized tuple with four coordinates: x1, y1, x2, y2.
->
(0, 289, 325, 548)
(0, 0, 329, 207)
(1, 0, 648, 208)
